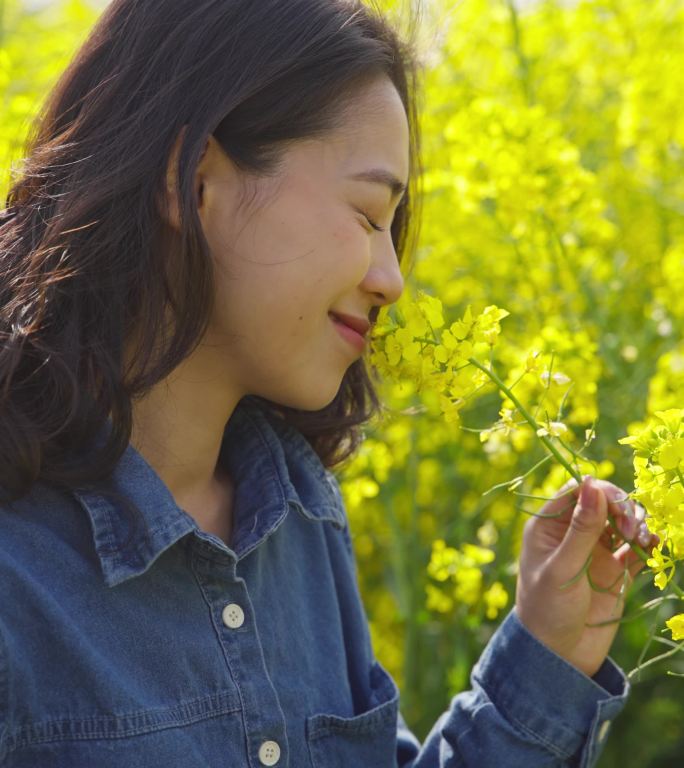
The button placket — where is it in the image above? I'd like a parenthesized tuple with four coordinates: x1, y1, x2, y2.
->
(190, 543, 289, 767)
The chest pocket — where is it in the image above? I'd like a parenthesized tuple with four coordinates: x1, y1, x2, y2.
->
(305, 660, 400, 768)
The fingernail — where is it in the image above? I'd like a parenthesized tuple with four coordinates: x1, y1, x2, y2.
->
(580, 477, 598, 509)
(637, 524, 651, 547)
(622, 515, 638, 539)
(621, 500, 635, 517)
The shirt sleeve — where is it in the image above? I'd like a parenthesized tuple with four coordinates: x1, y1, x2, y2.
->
(0, 618, 8, 763)
(395, 606, 630, 768)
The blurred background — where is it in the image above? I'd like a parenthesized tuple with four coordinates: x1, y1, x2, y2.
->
(2, 1, 683, 765)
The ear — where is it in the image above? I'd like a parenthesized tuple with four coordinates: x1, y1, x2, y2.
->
(156, 125, 210, 232)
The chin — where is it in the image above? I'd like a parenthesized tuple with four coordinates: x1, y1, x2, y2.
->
(260, 380, 342, 414)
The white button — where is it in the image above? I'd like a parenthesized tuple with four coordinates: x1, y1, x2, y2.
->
(597, 721, 611, 742)
(221, 603, 245, 628)
(258, 740, 281, 766)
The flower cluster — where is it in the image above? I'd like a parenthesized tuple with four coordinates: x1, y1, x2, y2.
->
(619, 410, 684, 562)
(369, 290, 509, 426)
(426, 539, 509, 620)
(480, 324, 601, 460)
(619, 410, 684, 638)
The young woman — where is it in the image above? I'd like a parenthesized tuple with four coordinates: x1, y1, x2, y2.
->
(0, 1, 657, 766)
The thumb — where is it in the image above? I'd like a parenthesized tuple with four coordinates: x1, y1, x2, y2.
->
(553, 477, 607, 578)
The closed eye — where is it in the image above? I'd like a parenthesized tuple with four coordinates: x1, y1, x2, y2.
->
(361, 212, 386, 233)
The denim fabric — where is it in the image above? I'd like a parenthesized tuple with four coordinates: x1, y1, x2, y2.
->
(0, 396, 629, 767)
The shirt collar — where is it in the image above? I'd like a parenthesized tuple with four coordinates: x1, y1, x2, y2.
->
(72, 397, 345, 587)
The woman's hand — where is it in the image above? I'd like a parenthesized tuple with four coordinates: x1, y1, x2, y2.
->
(515, 475, 660, 678)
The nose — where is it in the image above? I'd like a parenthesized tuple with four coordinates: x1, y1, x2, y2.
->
(362, 236, 405, 307)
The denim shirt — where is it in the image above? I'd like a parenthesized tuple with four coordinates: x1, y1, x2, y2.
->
(0, 396, 629, 767)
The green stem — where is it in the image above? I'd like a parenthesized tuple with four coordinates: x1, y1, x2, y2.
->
(505, 0, 534, 105)
(468, 357, 582, 482)
(627, 639, 684, 682)
(663, 576, 684, 599)
(482, 454, 552, 497)
(586, 594, 681, 628)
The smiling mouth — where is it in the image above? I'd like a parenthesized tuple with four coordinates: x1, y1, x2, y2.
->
(328, 312, 370, 337)
(330, 314, 367, 352)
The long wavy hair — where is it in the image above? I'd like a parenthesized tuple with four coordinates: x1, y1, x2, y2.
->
(0, 0, 424, 505)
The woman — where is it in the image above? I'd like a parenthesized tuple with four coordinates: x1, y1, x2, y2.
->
(0, 0, 655, 765)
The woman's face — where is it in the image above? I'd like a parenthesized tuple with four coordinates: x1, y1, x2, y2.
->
(190, 76, 409, 411)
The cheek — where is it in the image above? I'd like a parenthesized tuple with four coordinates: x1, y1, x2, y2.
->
(329, 216, 371, 280)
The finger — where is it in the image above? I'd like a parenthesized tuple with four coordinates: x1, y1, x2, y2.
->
(634, 504, 646, 524)
(591, 478, 638, 521)
(537, 477, 581, 520)
(598, 523, 621, 552)
(635, 520, 659, 550)
(549, 476, 636, 523)
(614, 541, 651, 583)
(612, 525, 660, 584)
(613, 511, 638, 542)
(552, 476, 608, 578)
(600, 514, 659, 555)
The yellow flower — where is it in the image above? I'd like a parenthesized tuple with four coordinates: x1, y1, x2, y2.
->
(665, 613, 684, 641)
(461, 543, 496, 565)
(417, 292, 445, 330)
(646, 545, 676, 591)
(448, 306, 474, 341)
(402, 304, 429, 337)
(383, 335, 403, 366)
(483, 581, 509, 620)
(453, 566, 482, 606)
(536, 421, 569, 438)
(476, 520, 499, 547)
(427, 539, 460, 582)
(657, 438, 684, 471)
(426, 583, 454, 614)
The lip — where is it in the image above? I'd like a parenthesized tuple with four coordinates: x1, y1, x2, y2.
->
(329, 312, 370, 337)
(330, 313, 368, 352)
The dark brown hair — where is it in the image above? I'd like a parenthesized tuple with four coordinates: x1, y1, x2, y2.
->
(0, 0, 424, 504)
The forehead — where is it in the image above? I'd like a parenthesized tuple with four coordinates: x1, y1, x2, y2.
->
(327, 78, 410, 183)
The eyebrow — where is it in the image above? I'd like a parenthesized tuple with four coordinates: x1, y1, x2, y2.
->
(348, 168, 407, 201)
